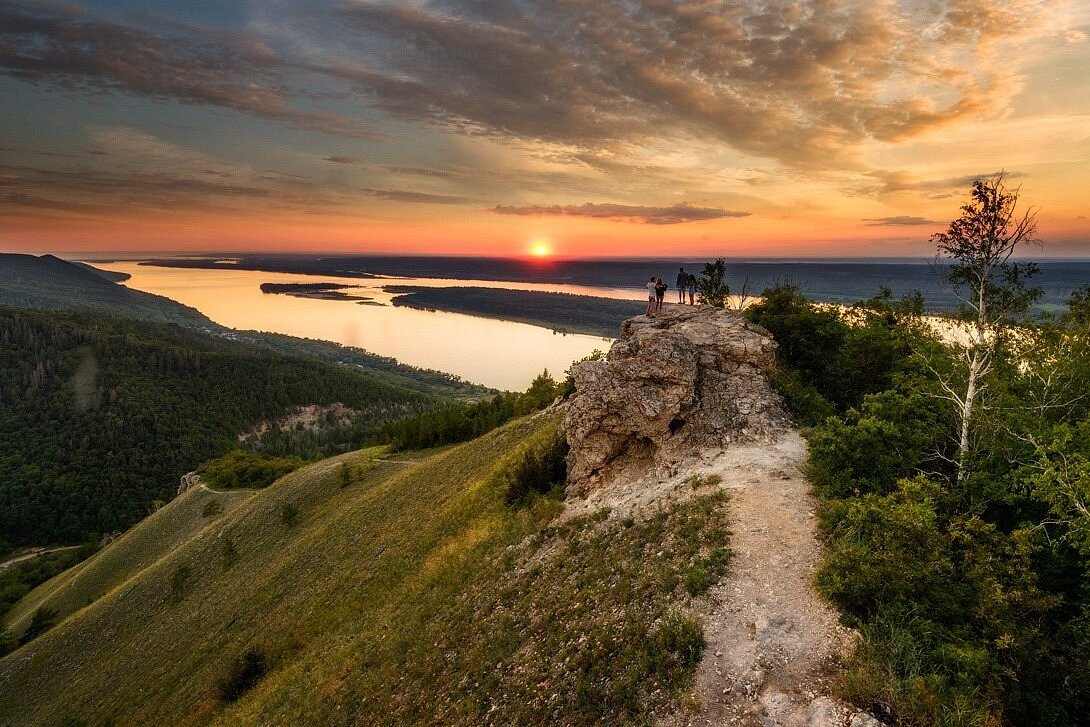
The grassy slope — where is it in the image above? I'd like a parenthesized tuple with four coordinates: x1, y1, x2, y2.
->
(3, 486, 255, 636)
(0, 415, 730, 726)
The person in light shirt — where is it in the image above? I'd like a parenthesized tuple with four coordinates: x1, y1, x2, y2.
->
(646, 276, 658, 316)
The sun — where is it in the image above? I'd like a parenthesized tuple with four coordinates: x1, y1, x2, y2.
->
(530, 241, 551, 257)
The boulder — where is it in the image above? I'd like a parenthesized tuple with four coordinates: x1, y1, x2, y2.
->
(564, 305, 787, 496)
(177, 471, 202, 495)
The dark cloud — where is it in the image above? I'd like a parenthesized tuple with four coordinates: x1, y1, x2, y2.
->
(0, 128, 358, 219)
(0, 0, 1050, 170)
(491, 203, 749, 225)
(323, 157, 463, 178)
(361, 188, 473, 204)
(0, 1, 378, 139)
(308, 0, 1043, 167)
(862, 216, 940, 226)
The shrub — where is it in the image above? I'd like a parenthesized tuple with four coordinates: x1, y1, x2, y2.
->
(202, 499, 224, 518)
(169, 564, 192, 603)
(20, 607, 58, 644)
(217, 648, 268, 703)
(221, 538, 238, 569)
(499, 426, 569, 507)
(280, 503, 299, 527)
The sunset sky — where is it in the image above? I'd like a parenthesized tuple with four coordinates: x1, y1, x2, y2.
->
(2, 0, 1089, 257)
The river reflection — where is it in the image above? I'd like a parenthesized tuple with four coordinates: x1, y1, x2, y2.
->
(97, 262, 637, 390)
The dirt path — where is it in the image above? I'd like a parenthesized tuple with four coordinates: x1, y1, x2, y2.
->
(658, 430, 870, 726)
(0, 546, 80, 572)
(568, 428, 872, 726)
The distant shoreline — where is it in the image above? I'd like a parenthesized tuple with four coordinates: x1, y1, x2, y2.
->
(387, 286, 634, 338)
(134, 254, 1090, 312)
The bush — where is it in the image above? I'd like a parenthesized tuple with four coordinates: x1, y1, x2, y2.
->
(498, 426, 569, 507)
(169, 564, 192, 603)
(201, 499, 224, 518)
(280, 503, 299, 527)
(20, 607, 58, 644)
(218, 648, 268, 703)
(197, 450, 304, 490)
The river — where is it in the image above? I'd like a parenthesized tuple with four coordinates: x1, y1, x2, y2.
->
(97, 262, 639, 390)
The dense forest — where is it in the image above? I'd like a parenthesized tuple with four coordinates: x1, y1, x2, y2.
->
(742, 179, 1090, 724)
(0, 307, 445, 551)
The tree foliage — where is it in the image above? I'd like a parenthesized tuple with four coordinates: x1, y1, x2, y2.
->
(378, 370, 562, 451)
(0, 306, 441, 546)
(929, 173, 1042, 483)
(696, 258, 730, 308)
(753, 275, 1090, 723)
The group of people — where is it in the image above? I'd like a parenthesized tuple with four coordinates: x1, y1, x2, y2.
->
(645, 267, 698, 316)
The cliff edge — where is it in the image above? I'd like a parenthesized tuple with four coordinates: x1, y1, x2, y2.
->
(564, 305, 878, 727)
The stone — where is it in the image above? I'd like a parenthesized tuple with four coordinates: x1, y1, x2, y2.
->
(806, 697, 843, 726)
(177, 471, 202, 495)
(564, 306, 787, 496)
(849, 713, 885, 727)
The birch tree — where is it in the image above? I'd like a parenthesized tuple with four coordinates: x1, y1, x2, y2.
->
(930, 174, 1042, 484)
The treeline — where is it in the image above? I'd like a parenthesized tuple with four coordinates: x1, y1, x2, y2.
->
(378, 370, 568, 451)
(749, 280, 1090, 724)
(0, 307, 443, 550)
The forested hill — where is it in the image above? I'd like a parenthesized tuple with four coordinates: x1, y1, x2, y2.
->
(0, 254, 211, 327)
(0, 306, 443, 550)
(0, 254, 486, 399)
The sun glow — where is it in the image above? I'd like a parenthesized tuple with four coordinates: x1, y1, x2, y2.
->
(530, 241, 551, 257)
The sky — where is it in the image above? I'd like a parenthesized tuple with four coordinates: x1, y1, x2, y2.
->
(1, 0, 1089, 258)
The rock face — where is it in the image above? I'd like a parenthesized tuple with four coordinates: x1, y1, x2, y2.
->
(177, 471, 202, 496)
(564, 306, 788, 496)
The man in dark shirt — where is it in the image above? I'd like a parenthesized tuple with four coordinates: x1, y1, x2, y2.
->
(676, 268, 688, 304)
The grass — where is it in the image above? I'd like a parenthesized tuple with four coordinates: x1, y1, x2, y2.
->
(0, 416, 732, 726)
(2, 485, 254, 638)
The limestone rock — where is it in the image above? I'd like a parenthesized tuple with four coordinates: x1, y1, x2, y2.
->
(849, 712, 885, 727)
(564, 305, 787, 496)
(178, 471, 202, 495)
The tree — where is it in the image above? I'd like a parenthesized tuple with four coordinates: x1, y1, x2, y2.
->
(696, 258, 729, 308)
(929, 174, 1042, 484)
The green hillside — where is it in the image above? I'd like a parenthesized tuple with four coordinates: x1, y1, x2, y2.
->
(4, 484, 255, 637)
(0, 306, 443, 549)
(0, 254, 487, 399)
(0, 254, 212, 327)
(0, 414, 730, 726)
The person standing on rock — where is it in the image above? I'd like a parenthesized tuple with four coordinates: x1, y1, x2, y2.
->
(687, 271, 698, 305)
(676, 267, 688, 304)
(655, 277, 668, 313)
(646, 276, 658, 316)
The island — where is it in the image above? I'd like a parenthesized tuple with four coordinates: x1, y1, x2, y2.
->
(259, 282, 380, 303)
(385, 285, 640, 338)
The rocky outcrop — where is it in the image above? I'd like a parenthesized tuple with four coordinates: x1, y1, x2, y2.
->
(564, 306, 788, 497)
(177, 471, 202, 496)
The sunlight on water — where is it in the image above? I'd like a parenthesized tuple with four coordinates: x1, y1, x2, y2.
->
(99, 263, 629, 390)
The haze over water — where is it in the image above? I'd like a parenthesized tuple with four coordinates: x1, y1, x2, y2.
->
(99, 262, 624, 390)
